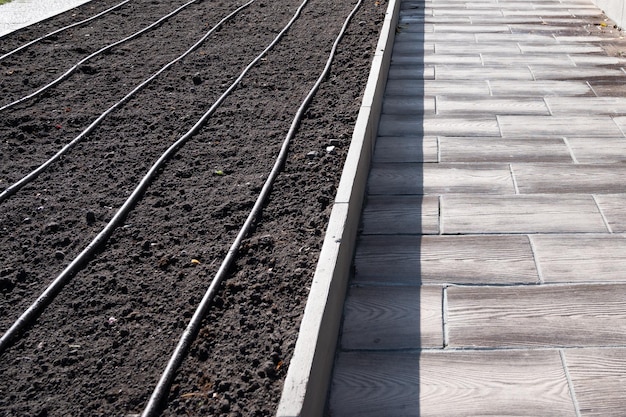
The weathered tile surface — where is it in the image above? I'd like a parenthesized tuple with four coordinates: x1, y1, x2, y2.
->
(440, 138, 572, 162)
(368, 163, 514, 195)
(373, 136, 438, 163)
(447, 284, 626, 347)
(354, 235, 539, 285)
(330, 351, 576, 417)
(512, 163, 626, 193)
(531, 234, 626, 283)
(565, 348, 626, 416)
(441, 195, 608, 233)
(341, 285, 442, 350)
(361, 195, 439, 235)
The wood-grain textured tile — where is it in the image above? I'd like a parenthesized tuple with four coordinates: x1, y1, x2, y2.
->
(512, 163, 626, 193)
(435, 65, 535, 80)
(594, 194, 626, 232)
(382, 96, 435, 114)
(498, 116, 624, 137)
(545, 97, 626, 115)
(567, 138, 626, 163)
(489, 80, 593, 96)
(341, 285, 443, 350)
(329, 351, 576, 417)
(361, 195, 440, 235)
(447, 284, 626, 347)
(368, 163, 514, 195)
(354, 235, 538, 285)
(531, 234, 626, 283)
(373, 136, 438, 163)
(386, 79, 490, 96)
(436, 97, 550, 115)
(565, 348, 626, 417)
(440, 138, 572, 162)
(442, 195, 608, 234)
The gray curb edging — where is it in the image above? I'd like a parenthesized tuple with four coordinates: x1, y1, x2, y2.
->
(275, 0, 400, 415)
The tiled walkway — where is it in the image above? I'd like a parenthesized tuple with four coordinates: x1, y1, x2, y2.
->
(0, 0, 91, 37)
(329, 0, 626, 415)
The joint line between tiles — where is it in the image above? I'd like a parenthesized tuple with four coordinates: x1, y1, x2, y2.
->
(442, 285, 449, 348)
(592, 194, 613, 234)
(509, 163, 520, 194)
(562, 137, 578, 164)
(559, 349, 582, 417)
(437, 195, 443, 235)
(527, 235, 545, 284)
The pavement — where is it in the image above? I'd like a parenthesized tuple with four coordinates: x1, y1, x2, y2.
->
(326, 0, 626, 415)
(0, 0, 91, 37)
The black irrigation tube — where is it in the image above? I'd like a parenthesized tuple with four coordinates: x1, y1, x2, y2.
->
(0, 0, 132, 61)
(0, 0, 198, 112)
(0, 0, 255, 204)
(141, 0, 364, 414)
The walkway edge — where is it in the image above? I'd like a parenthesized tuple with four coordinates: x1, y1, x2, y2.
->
(275, 0, 400, 415)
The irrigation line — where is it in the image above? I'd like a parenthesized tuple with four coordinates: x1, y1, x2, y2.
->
(0, 0, 132, 61)
(141, 0, 364, 415)
(0, 0, 255, 204)
(0, 0, 198, 112)
(0, 0, 308, 356)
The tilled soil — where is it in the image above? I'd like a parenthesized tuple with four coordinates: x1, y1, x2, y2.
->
(0, 0, 385, 415)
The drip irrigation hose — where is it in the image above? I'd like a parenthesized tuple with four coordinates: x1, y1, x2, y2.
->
(0, 0, 199, 112)
(140, 0, 364, 415)
(0, 0, 132, 61)
(0, 0, 255, 204)
(0, 0, 308, 355)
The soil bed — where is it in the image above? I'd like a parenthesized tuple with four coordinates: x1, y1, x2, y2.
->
(0, 0, 385, 415)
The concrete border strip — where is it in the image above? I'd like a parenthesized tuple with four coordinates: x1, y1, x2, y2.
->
(275, 0, 400, 415)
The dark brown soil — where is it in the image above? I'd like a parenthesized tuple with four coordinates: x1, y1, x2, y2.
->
(0, 0, 385, 415)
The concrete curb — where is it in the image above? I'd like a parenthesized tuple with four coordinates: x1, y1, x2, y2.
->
(275, 0, 400, 415)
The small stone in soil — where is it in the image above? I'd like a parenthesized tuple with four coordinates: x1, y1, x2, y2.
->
(306, 151, 318, 159)
(45, 222, 60, 233)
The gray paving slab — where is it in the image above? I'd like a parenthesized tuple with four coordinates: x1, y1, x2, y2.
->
(386, 79, 491, 96)
(382, 96, 436, 114)
(498, 115, 625, 137)
(330, 350, 576, 417)
(489, 80, 593, 96)
(530, 66, 626, 80)
(368, 163, 514, 195)
(531, 234, 626, 283)
(447, 284, 626, 347)
(441, 195, 608, 234)
(380, 114, 502, 136)
(545, 97, 626, 115)
(436, 97, 549, 115)
(341, 285, 443, 350)
(440, 137, 572, 162)
(354, 235, 539, 285)
(373, 136, 439, 163)
(435, 65, 534, 80)
(566, 137, 626, 163)
(594, 194, 626, 232)
(565, 348, 626, 417)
